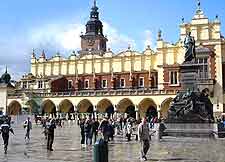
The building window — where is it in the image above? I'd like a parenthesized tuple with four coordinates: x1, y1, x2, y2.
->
(22, 82, 28, 89)
(120, 78, 125, 88)
(102, 79, 107, 89)
(84, 79, 89, 89)
(139, 77, 144, 87)
(38, 81, 43, 89)
(169, 71, 178, 85)
(197, 57, 208, 79)
(68, 80, 73, 90)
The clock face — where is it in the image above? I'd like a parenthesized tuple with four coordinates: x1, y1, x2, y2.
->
(87, 39, 95, 46)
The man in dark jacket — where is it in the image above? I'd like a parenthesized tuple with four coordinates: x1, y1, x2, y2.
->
(92, 119, 99, 143)
(0, 120, 14, 154)
(84, 116, 93, 145)
(80, 118, 85, 147)
(46, 119, 56, 151)
(99, 117, 110, 142)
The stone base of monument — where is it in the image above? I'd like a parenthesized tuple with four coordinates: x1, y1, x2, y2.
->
(180, 63, 200, 90)
(163, 123, 217, 138)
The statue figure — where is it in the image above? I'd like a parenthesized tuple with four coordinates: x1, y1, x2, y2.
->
(184, 32, 196, 62)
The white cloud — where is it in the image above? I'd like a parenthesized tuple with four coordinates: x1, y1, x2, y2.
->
(28, 21, 136, 55)
(0, 19, 137, 80)
(103, 22, 136, 52)
(28, 23, 85, 54)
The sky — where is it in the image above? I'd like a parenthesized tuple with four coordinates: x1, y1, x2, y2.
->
(0, 0, 224, 80)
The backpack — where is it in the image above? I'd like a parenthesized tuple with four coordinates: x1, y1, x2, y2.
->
(2, 125, 10, 134)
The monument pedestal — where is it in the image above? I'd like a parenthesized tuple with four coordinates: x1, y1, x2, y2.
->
(180, 62, 200, 91)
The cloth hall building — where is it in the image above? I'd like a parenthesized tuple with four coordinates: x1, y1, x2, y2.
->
(3, 1, 225, 120)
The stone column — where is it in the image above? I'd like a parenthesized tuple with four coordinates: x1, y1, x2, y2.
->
(157, 104, 161, 119)
(135, 105, 139, 121)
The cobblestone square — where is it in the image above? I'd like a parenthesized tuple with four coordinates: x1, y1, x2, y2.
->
(0, 123, 224, 162)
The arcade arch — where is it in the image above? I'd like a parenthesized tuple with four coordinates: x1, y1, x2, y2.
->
(160, 98, 173, 119)
(8, 100, 22, 115)
(41, 99, 56, 114)
(138, 98, 157, 118)
(97, 99, 114, 113)
(117, 98, 136, 118)
(77, 99, 93, 113)
(59, 99, 74, 113)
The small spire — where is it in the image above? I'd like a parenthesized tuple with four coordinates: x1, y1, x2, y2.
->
(197, 0, 201, 10)
(94, 0, 96, 7)
(56, 51, 60, 56)
(5, 65, 8, 73)
(32, 49, 36, 58)
(128, 44, 131, 50)
(41, 50, 46, 58)
(181, 17, 185, 24)
(146, 45, 151, 50)
(157, 29, 162, 41)
(215, 14, 219, 21)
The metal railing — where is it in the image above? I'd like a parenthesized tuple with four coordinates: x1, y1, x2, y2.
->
(8, 88, 177, 99)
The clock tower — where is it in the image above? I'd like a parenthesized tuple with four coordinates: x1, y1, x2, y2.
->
(79, 0, 108, 56)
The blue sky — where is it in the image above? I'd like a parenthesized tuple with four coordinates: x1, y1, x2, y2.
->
(0, 0, 224, 80)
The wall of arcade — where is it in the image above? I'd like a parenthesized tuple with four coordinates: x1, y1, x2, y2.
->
(7, 94, 176, 114)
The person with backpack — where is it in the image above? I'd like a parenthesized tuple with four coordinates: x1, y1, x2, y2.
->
(46, 119, 56, 151)
(23, 117, 32, 141)
(84, 116, 93, 146)
(0, 120, 14, 154)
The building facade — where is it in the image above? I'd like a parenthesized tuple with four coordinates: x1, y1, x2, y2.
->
(5, 1, 225, 119)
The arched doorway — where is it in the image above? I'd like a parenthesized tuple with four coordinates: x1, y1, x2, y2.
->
(41, 100, 56, 117)
(59, 99, 74, 113)
(117, 98, 136, 118)
(25, 100, 40, 114)
(160, 98, 173, 120)
(138, 98, 157, 120)
(97, 99, 114, 118)
(8, 101, 22, 115)
(77, 99, 94, 113)
(59, 99, 74, 120)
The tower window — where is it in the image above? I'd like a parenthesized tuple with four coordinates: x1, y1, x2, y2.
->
(38, 81, 43, 89)
(120, 78, 125, 88)
(139, 77, 144, 88)
(68, 80, 73, 90)
(102, 79, 107, 89)
(22, 82, 28, 89)
(84, 79, 89, 89)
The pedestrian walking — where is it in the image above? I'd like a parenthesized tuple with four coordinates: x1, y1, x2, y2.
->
(46, 119, 56, 151)
(126, 122, 132, 141)
(138, 117, 155, 161)
(92, 118, 99, 144)
(23, 117, 32, 141)
(99, 117, 110, 142)
(0, 120, 14, 154)
(84, 116, 93, 146)
(108, 120, 114, 141)
(80, 118, 86, 148)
